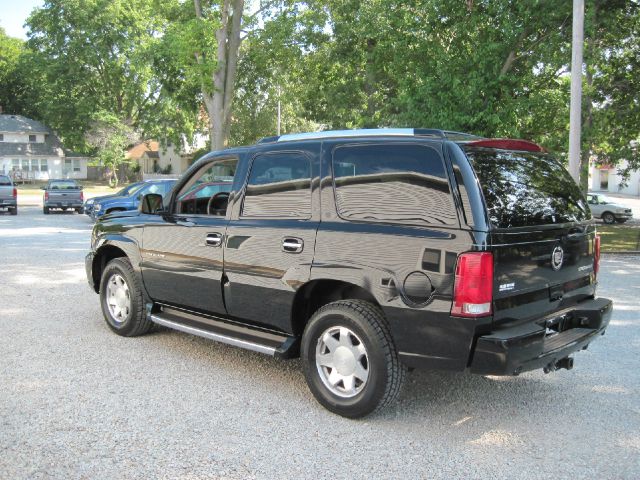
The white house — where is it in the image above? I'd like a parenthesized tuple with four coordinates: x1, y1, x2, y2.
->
(126, 134, 208, 176)
(0, 114, 89, 180)
(590, 160, 640, 196)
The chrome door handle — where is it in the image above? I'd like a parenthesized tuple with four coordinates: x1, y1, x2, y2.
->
(282, 237, 304, 253)
(205, 232, 223, 247)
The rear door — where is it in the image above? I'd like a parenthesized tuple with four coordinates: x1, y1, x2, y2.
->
(223, 145, 320, 333)
(461, 146, 596, 326)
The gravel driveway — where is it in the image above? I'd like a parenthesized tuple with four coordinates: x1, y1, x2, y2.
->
(1, 207, 639, 479)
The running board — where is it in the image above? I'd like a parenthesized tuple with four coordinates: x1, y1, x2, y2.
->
(148, 306, 299, 358)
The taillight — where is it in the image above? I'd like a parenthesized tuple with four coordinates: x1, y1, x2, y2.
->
(594, 235, 601, 277)
(80, 191, 84, 201)
(44, 191, 49, 201)
(451, 252, 494, 317)
(12, 187, 17, 198)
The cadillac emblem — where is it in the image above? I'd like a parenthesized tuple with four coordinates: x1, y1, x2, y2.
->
(551, 245, 564, 271)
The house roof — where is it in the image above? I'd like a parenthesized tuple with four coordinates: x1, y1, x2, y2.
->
(0, 115, 51, 134)
(126, 140, 159, 160)
(0, 142, 64, 157)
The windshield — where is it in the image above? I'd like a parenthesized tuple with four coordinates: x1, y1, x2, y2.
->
(118, 183, 144, 196)
(464, 147, 590, 228)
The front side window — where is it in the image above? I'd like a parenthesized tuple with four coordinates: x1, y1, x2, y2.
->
(332, 143, 457, 226)
(176, 158, 237, 215)
(241, 152, 311, 218)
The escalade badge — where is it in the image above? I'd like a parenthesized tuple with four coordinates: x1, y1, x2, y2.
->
(551, 245, 564, 271)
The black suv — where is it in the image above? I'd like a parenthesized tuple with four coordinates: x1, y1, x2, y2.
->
(85, 129, 612, 417)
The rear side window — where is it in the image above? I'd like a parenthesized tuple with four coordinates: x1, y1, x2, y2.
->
(464, 148, 590, 228)
(332, 143, 457, 226)
(242, 152, 311, 218)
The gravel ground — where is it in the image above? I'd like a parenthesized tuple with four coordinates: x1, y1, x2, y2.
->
(1, 207, 639, 480)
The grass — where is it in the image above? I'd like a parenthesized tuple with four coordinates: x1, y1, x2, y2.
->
(598, 224, 640, 252)
(16, 180, 133, 196)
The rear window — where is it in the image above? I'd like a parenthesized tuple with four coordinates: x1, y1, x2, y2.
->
(0, 176, 11, 186)
(463, 147, 590, 228)
(49, 180, 79, 190)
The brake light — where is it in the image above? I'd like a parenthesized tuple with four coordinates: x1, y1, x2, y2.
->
(80, 191, 84, 201)
(465, 139, 545, 152)
(44, 191, 49, 201)
(12, 187, 17, 198)
(451, 252, 494, 317)
(594, 235, 601, 277)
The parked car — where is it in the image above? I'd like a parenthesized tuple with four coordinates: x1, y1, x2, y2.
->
(42, 179, 84, 214)
(83, 181, 145, 215)
(86, 129, 612, 418)
(0, 174, 17, 215)
(586, 193, 633, 224)
(90, 179, 177, 220)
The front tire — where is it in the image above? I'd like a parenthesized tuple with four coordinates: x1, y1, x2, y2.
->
(602, 212, 615, 224)
(99, 258, 152, 337)
(301, 300, 406, 418)
(615, 218, 627, 224)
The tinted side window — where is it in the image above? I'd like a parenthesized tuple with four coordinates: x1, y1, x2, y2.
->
(332, 143, 457, 226)
(242, 152, 311, 218)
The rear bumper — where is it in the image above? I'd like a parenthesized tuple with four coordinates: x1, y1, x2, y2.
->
(470, 297, 612, 376)
(45, 201, 83, 208)
(0, 199, 17, 208)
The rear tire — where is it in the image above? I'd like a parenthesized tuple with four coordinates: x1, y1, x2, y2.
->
(602, 212, 615, 224)
(10, 207, 17, 216)
(43, 207, 50, 214)
(301, 299, 406, 418)
(76, 208, 83, 214)
(99, 258, 152, 337)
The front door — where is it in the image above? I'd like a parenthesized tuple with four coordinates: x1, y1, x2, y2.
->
(224, 148, 320, 333)
(140, 157, 237, 315)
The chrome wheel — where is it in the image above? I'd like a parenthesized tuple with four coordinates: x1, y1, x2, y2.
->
(106, 273, 131, 324)
(315, 326, 369, 398)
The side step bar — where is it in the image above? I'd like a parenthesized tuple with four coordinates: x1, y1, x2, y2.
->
(149, 306, 299, 358)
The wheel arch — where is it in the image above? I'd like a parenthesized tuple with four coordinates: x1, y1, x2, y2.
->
(91, 244, 128, 292)
(290, 279, 380, 337)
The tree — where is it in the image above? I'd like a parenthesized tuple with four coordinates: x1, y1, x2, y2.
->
(85, 111, 137, 187)
(0, 28, 27, 114)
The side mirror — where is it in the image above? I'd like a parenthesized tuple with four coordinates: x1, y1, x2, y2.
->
(140, 193, 164, 215)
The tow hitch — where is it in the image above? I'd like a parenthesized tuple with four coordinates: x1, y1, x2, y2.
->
(543, 356, 574, 374)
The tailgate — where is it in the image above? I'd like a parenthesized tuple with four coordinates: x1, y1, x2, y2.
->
(490, 223, 598, 326)
(48, 190, 81, 202)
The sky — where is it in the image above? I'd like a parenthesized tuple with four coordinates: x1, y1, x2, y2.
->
(0, 0, 43, 39)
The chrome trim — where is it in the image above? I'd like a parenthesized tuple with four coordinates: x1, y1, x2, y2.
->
(277, 128, 415, 142)
(149, 314, 277, 356)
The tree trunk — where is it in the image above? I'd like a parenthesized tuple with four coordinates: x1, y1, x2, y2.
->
(194, 0, 244, 151)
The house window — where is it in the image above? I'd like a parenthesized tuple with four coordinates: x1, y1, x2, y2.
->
(12, 159, 19, 170)
(29, 134, 37, 142)
(31, 159, 39, 171)
(73, 159, 81, 172)
(21, 159, 30, 171)
(40, 159, 48, 172)
(0, 134, 4, 141)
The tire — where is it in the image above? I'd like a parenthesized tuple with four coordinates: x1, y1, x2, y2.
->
(76, 208, 83, 214)
(43, 207, 50, 214)
(99, 257, 152, 337)
(301, 299, 406, 418)
(602, 212, 615, 224)
(10, 207, 17, 216)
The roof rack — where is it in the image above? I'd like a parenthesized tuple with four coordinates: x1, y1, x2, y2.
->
(462, 139, 546, 152)
(256, 128, 482, 144)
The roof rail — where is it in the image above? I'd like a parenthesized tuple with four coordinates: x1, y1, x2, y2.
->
(255, 128, 481, 144)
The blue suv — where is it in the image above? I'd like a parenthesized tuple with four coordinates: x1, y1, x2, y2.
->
(91, 179, 177, 220)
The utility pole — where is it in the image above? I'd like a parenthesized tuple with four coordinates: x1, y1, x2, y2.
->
(277, 85, 281, 136)
(568, 0, 584, 183)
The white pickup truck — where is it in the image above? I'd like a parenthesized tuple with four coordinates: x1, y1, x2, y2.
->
(0, 175, 17, 215)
